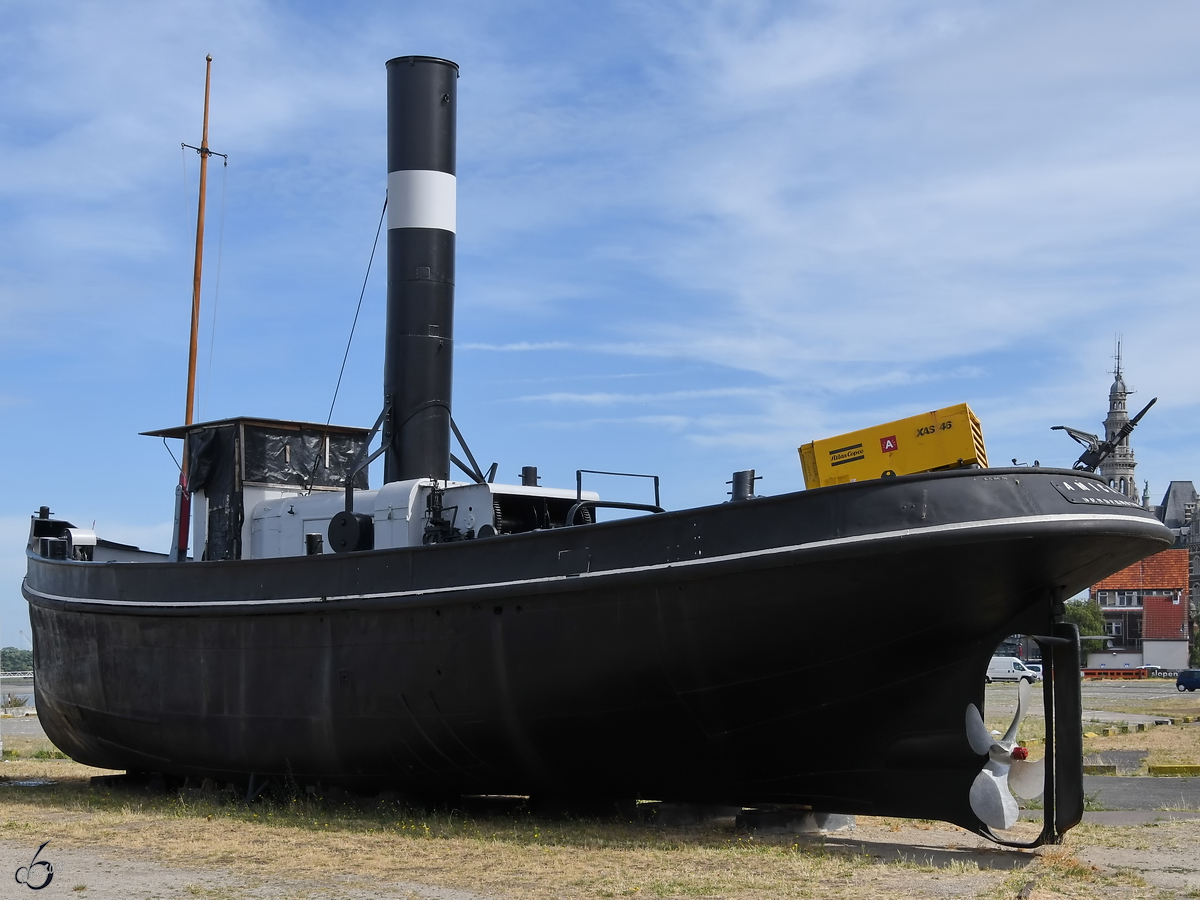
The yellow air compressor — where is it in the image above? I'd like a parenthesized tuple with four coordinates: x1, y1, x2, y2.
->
(798, 403, 987, 489)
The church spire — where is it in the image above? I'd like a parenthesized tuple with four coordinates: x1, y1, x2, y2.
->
(1099, 338, 1138, 500)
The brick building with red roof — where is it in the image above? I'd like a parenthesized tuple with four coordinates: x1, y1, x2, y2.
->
(1088, 549, 1190, 669)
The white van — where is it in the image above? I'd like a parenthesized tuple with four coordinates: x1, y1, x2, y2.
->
(986, 656, 1038, 684)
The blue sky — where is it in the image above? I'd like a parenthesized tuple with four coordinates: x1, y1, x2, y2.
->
(3, 1, 1200, 636)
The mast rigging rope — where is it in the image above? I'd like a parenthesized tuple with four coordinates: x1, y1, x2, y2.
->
(326, 192, 388, 428)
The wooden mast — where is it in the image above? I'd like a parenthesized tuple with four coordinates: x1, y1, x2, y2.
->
(186, 54, 214, 431)
(171, 54, 214, 563)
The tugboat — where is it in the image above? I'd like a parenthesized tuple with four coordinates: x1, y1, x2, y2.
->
(23, 56, 1172, 847)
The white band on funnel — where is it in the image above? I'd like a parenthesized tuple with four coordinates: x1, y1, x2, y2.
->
(387, 169, 457, 233)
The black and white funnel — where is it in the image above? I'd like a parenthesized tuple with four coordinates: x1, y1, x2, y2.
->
(383, 56, 458, 483)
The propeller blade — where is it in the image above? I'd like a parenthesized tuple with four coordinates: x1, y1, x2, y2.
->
(970, 767, 1019, 830)
(965, 703, 995, 755)
(1008, 757, 1045, 800)
(1002, 678, 1032, 743)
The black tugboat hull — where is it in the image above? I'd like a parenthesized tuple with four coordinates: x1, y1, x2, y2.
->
(24, 468, 1171, 831)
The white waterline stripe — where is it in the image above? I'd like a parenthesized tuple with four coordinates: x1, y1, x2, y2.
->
(25, 512, 1159, 609)
(387, 170, 456, 233)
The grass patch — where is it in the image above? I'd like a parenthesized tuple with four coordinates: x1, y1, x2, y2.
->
(1083, 722, 1200, 768)
(1082, 791, 1106, 812)
(983, 845, 1147, 900)
(1094, 694, 1200, 718)
(1, 733, 71, 760)
(4, 680, 1196, 896)
(0, 761, 1045, 899)
(2, 746, 68, 759)
(30, 748, 68, 759)
(0, 758, 1191, 897)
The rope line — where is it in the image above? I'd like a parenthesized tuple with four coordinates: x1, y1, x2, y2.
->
(326, 192, 388, 428)
(162, 437, 182, 472)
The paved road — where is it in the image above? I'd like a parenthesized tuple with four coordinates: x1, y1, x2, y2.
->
(0, 714, 45, 738)
(1079, 681, 1177, 699)
(1081, 775, 1200, 810)
(983, 679, 1200, 726)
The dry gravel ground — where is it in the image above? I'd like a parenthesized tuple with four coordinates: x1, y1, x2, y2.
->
(0, 681, 1194, 900)
(0, 759, 1197, 900)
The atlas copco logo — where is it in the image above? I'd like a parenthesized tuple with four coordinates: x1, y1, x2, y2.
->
(879, 435, 898, 453)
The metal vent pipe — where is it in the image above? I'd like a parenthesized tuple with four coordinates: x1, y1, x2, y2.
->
(729, 469, 759, 501)
(383, 56, 458, 483)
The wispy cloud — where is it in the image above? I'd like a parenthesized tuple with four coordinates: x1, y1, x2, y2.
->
(515, 387, 769, 405)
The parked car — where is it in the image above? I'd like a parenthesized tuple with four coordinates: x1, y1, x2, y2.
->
(986, 656, 1038, 684)
(1023, 663, 1044, 681)
(1177, 669, 1200, 692)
